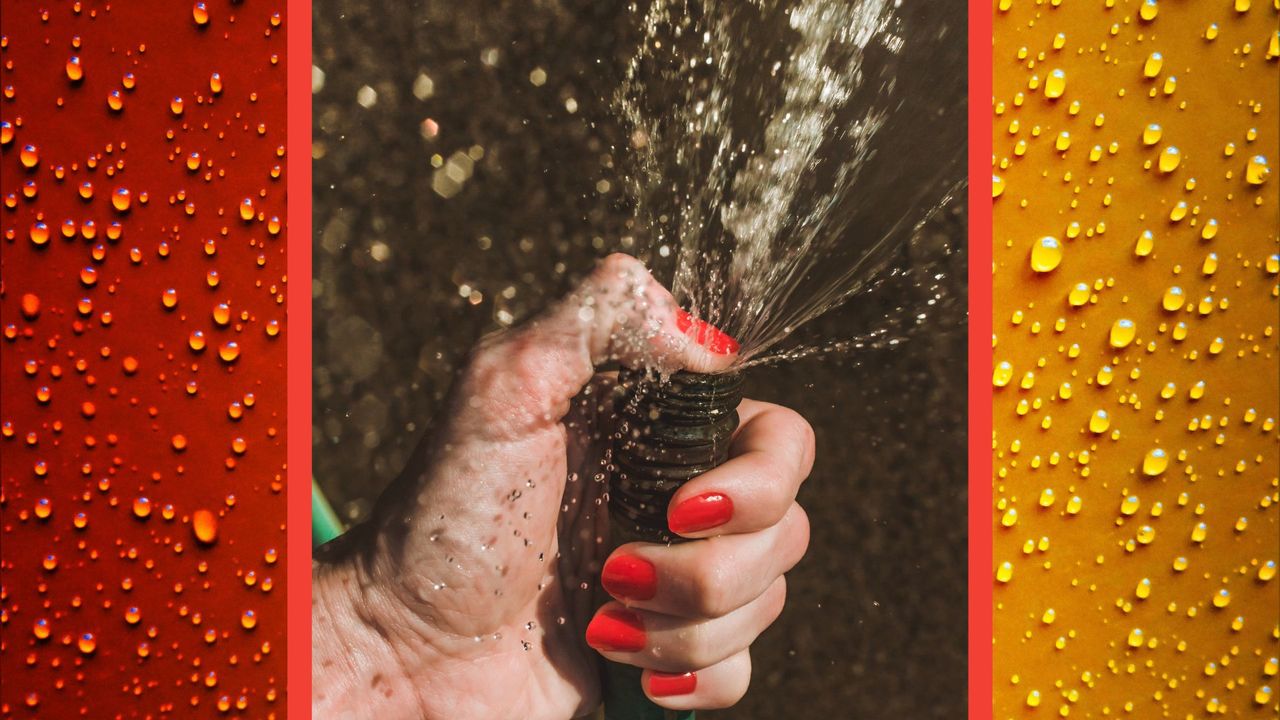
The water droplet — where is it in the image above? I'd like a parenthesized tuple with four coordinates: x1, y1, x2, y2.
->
(1143, 52, 1164, 78)
(1109, 318, 1136, 348)
(1142, 448, 1168, 476)
(1245, 155, 1270, 185)
(1044, 69, 1066, 99)
(192, 509, 218, 544)
(1030, 236, 1063, 273)
(1158, 146, 1181, 173)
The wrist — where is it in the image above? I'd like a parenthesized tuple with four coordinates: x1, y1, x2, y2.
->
(312, 529, 434, 719)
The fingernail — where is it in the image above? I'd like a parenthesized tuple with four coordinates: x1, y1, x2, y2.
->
(668, 491, 734, 535)
(649, 671, 698, 698)
(585, 606, 646, 653)
(601, 554, 657, 602)
(674, 309, 740, 355)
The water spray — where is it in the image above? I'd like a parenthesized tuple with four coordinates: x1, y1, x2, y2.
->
(604, 368, 744, 720)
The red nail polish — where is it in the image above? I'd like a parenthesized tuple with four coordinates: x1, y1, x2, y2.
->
(649, 671, 698, 698)
(674, 309, 740, 355)
(585, 606, 646, 652)
(668, 491, 734, 535)
(601, 554, 657, 601)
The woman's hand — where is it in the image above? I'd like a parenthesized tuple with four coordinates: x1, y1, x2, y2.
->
(312, 253, 812, 719)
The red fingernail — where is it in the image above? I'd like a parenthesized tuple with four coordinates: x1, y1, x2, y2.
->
(674, 309, 740, 355)
(601, 554, 657, 602)
(649, 671, 698, 698)
(668, 492, 734, 534)
(585, 606, 646, 652)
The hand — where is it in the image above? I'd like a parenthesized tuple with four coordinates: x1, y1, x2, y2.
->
(312, 254, 813, 719)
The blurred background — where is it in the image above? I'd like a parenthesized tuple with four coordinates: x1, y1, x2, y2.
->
(312, 0, 967, 716)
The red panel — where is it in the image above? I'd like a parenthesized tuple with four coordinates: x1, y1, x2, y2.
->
(1, 2, 288, 717)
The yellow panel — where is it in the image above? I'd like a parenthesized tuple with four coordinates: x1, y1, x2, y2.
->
(992, 0, 1279, 717)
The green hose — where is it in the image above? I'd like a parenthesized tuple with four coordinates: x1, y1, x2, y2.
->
(311, 477, 345, 546)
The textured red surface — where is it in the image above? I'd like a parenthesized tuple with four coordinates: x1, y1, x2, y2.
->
(0, 2, 288, 716)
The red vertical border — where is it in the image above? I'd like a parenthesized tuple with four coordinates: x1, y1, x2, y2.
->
(285, 0, 313, 713)
(967, 1, 993, 718)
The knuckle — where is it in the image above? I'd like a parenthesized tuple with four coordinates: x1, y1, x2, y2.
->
(689, 559, 735, 619)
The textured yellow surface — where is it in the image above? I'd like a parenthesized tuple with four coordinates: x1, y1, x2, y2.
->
(992, 0, 1280, 717)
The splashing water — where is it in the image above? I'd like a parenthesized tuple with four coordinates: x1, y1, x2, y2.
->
(615, 0, 967, 365)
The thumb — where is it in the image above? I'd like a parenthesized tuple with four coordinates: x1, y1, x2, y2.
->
(453, 253, 739, 440)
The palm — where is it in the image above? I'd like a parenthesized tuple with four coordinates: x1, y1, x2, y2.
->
(361, 375, 618, 720)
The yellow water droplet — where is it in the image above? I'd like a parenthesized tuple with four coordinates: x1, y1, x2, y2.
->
(1066, 496, 1082, 515)
(1136, 525, 1156, 544)
(1039, 488, 1055, 507)
(1135, 578, 1151, 599)
(1141, 123, 1163, 146)
(1260, 561, 1277, 582)
(1161, 286, 1184, 311)
(1044, 69, 1066, 99)
(1002, 508, 1019, 527)
(1134, 230, 1154, 257)
(1109, 318, 1136, 348)
(1143, 52, 1163, 78)
(1031, 236, 1063, 273)
(997, 561, 1014, 583)
(1245, 155, 1270, 185)
(993, 361, 1014, 388)
(1256, 686, 1274, 705)
(1158, 146, 1181, 173)
(1127, 628, 1145, 648)
(1234, 0, 1251, 11)
(1142, 448, 1168, 476)
(993, 174, 1006, 198)
(1089, 409, 1110, 434)
(1211, 589, 1230, 608)
(1138, 0, 1158, 21)
(1190, 522, 1208, 543)
(1121, 495, 1140, 515)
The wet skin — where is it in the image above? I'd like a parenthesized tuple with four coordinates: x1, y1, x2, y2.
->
(313, 255, 813, 719)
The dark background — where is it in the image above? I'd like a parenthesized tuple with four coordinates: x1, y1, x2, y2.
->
(312, 1, 968, 716)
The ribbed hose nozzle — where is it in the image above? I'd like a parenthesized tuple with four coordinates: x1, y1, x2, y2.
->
(610, 369, 744, 544)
